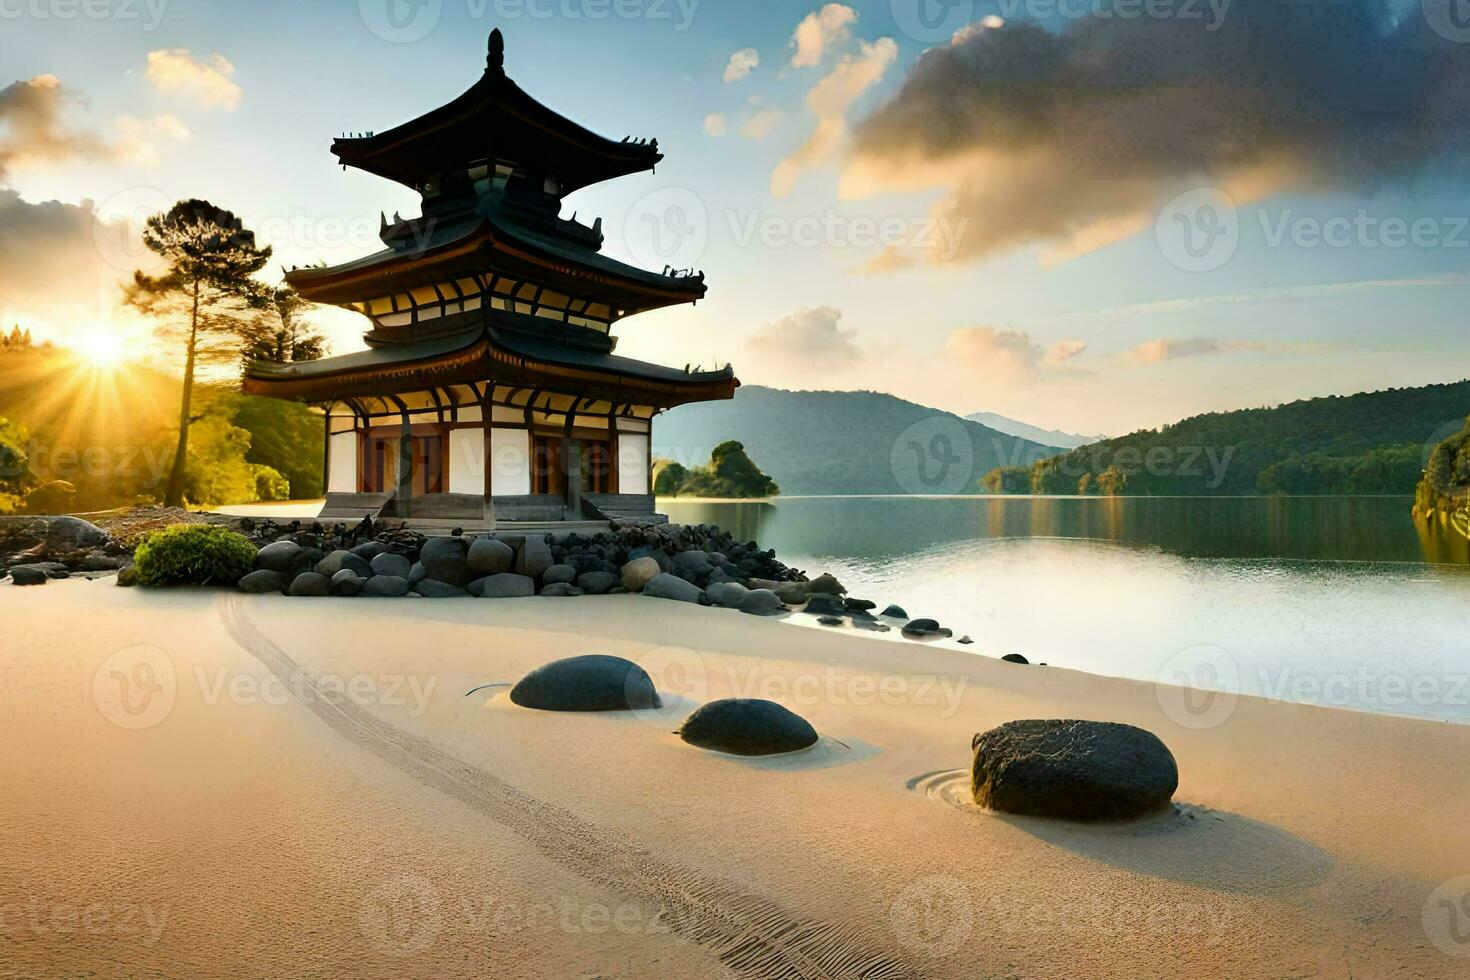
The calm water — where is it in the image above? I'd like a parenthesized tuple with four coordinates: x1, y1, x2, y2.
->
(661, 495, 1470, 725)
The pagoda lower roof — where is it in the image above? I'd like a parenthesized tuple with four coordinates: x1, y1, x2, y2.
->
(241, 320, 738, 409)
(284, 201, 705, 315)
(331, 31, 662, 195)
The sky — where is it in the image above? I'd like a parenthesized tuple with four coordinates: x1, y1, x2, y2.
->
(2, 0, 1469, 437)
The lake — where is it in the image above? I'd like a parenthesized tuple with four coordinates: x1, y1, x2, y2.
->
(661, 495, 1470, 725)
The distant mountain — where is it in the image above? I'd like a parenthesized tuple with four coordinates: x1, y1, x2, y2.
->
(966, 412, 1104, 449)
(992, 380, 1470, 496)
(653, 386, 1062, 496)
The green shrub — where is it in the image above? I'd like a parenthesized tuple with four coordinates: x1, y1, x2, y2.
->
(132, 524, 258, 587)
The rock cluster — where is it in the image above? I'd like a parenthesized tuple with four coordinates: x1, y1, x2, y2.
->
(0, 516, 131, 584)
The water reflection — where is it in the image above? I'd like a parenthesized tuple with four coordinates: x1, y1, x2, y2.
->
(662, 495, 1468, 565)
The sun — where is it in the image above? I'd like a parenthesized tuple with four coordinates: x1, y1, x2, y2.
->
(74, 328, 129, 370)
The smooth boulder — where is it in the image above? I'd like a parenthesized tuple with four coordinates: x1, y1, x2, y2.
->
(370, 552, 412, 579)
(414, 579, 469, 598)
(467, 537, 514, 575)
(510, 654, 660, 712)
(543, 564, 577, 585)
(576, 571, 619, 595)
(317, 550, 373, 578)
(515, 537, 553, 579)
(362, 575, 411, 598)
(902, 618, 953, 639)
(9, 566, 49, 586)
(288, 572, 332, 597)
(469, 573, 536, 599)
(1002, 653, 1030, 665)
(678, 699, 820, 756)
(331, 570, 365, 597)
(257, 541, 305, 574)
(239, 569, 286, 594)
(970, 719, 1179, 821)
(643, 573, 706, 604)
(420, 537, 471, 587)
(706, 581, 750, 608)
(621, 556, 661, 592)
(737, 589, 787, 617)
(540, 583, 584, 598)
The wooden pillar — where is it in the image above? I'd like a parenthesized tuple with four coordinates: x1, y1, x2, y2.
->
(321, 409, 332, 497)
(563, 436, 582, 518)
(396, 414, 414, 518)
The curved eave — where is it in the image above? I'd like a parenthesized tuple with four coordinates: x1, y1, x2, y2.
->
(332, 73, 661, 195)
(242, 333, 738, 410)
(284, 216, 707, 313)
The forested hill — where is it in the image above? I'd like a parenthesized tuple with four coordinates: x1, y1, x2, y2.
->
(995, 380, 1470, 496)
(653, 386, 1061, 496)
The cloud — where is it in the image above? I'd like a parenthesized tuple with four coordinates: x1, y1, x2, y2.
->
(791, 4, 857, 68)
(944, 327, 1090, 383)
(845, 2, 1470, 265)
(748, 306, 863, 369)
(114, 113, 192, 165)
(741, 108, 781, 141)
(0, 76, 108, 181)
(704, 113, 729, 138)
(773, 37, 898, 197)
(146, 49, 242, 110)
(724, 48, 760, 83)
(1123, 338, 1318, 364)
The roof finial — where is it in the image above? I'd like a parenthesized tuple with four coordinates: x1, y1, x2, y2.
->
(488, 29, 505, 74)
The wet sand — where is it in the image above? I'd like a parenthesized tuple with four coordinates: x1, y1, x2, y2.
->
(2, 579, 1468, 978)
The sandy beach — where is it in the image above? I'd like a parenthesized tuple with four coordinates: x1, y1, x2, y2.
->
(3, 578, 1468, 978)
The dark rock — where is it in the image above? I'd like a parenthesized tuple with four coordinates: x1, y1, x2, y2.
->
(1002, 653, 1030, 665)
(239, 569, 287, 594)
(414, 579, 469, 598)
(0, 515, 110, 555)
(738, 589, 787, 617)
(958, 636, 974, 645)
(902, 618, 953, 639)
(288, 572, 332, 597)
(408, 562, 427, 585)
(331, 570, 364, 597)
(678, 699, 820, 756)
(803, 595, 847, 617)
(543, 564, 577, 585)
(818, 616, 844, 627)
(970, 719, 1179, 821)
(370, 552, 412, 579)
(9, 566, 49, 586)
(257, 541, 305, 574)
(515, 536, 553, 579)
(468, 573, 536, 599)
(576, 571, 619, 595)
(362, 575, 411, 597)
(540, 583, 584, 598)
(643, 573, 705, 604)
(807, 573, 846, 595)
(774, 582, 809, 605)
(9, 562, 68, 579)
(844, 597, 877, 612)
(880, 604, 909, 619)
(510, 654, 660, 712)
(706, 581, 749, 608)
(317, 550, 372, 578)
(350, 541, 388, 561)
(467, 537, 514, 575)
(420, 537, 471, 587)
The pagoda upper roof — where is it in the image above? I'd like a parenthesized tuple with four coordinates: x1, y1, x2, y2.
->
(331, 29, 663, 195)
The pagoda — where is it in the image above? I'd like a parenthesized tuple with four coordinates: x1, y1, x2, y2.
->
(243, 29, 737, 528)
